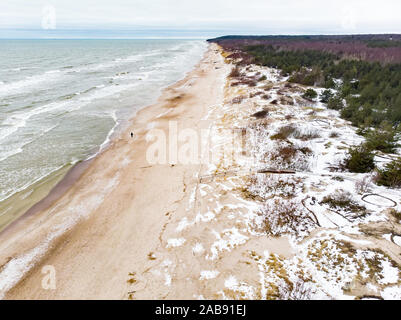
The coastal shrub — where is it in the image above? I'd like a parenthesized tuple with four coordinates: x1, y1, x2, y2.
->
(284, 83, 293, 88)
(257, 199, 315, 238)
(327, 96, 344, 110)
(289, 67, 324, 86)
(232, 95, 246, 104)
(275, 146, 298, 161)
(302, 89, 318, 101)
(258, 75, 267, 81)
(272, 125, 320, 141)
(279, 96, 294, 105)
(252, 110, 269, 119)
(354, 176, 373, 194)
(231, 77, 257, 87)
(284, 279, 314, 300)
(263, 83, 274, 91)
(270, 145, 312, 171)
(344, 144, 375, 173)
(246, 174, 304, 199)
(321, 190, 366, 214)
(324, 77, 337, 89)
(320, 89, 333, 103)
(293, 128, 321, 141)
(249, 91, 264, 98)
(270, 125, 296, 140)
(364, 124, 399, 154)
(229, 66, 241, 78)
(329, 131, 340, 138)
(376, 157, 401, 187)
(388, 209, 401, 223)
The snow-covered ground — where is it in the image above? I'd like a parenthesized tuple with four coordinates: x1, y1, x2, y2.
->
(137, 60, 401, 300)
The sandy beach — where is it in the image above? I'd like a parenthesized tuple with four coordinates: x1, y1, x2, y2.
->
(0, 43, 231, 299)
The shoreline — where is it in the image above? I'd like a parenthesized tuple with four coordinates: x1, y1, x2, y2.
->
(0, 41, 207, 236)
(0, 43, 229, 299)
(0, 158, 93, 236)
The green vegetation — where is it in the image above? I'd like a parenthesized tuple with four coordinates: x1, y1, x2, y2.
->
(344, 144, 375, 173)
(242, 45, 401, 155)
(344, 125, 400, 180)
(366, 40, 401, 48)
(320, 89, 333, 103)
(376, 157, 401, 187)
(364, 123, 399, 153)
(303, 89, 318, 100)
(244, 46, 401, 126)
(326, 95, 343, 110)
(321, 190, 366, 214)
(245, 45, 338, 77)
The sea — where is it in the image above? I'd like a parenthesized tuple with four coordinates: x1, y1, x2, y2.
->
(0, 39, 207, 229)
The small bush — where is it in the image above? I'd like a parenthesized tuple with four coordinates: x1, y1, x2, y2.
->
(279, 96, 294, 105)
(344, 144, 375, 173)
(376, 157, 401, 187)
(355, 176, 372, 194)
(271, 124, 320, 141)
(270, 145, 312, 171)
(229, 66, 241, 78)
(246, 174, 304, 199)
(230, 75, 258, 87)
(258, 199, 315, 238)
(365, 124, 399, 154)
(388, 209, 401, 223)
(232, 95, 246, 104)
(293, 128, 321, 141)
(276, 146, 298, 161)
(321, 190, 366, 214)
(284, 83, 293, 88)
(252, 110, 269, 119)
(327, 96, 344, 110)
(249, 91, 264, 98)
(303, 89, 318, 101)
(324, 77, 336, 89)
(270, 125, 296, 140)
(320, 89, 333, 103)
(289, 67, 324, 86)
(329, 131, 340, 138)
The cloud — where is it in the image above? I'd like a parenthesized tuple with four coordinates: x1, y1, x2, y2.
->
(0, 0, 400, 34)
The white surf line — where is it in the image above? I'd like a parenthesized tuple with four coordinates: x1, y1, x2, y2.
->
(0, 174, 120, 299)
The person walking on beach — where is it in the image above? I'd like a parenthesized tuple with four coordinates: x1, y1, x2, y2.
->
(131, 132, 134, 138)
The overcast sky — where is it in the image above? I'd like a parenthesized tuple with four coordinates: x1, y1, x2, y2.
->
(1, 0, 401, 38)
